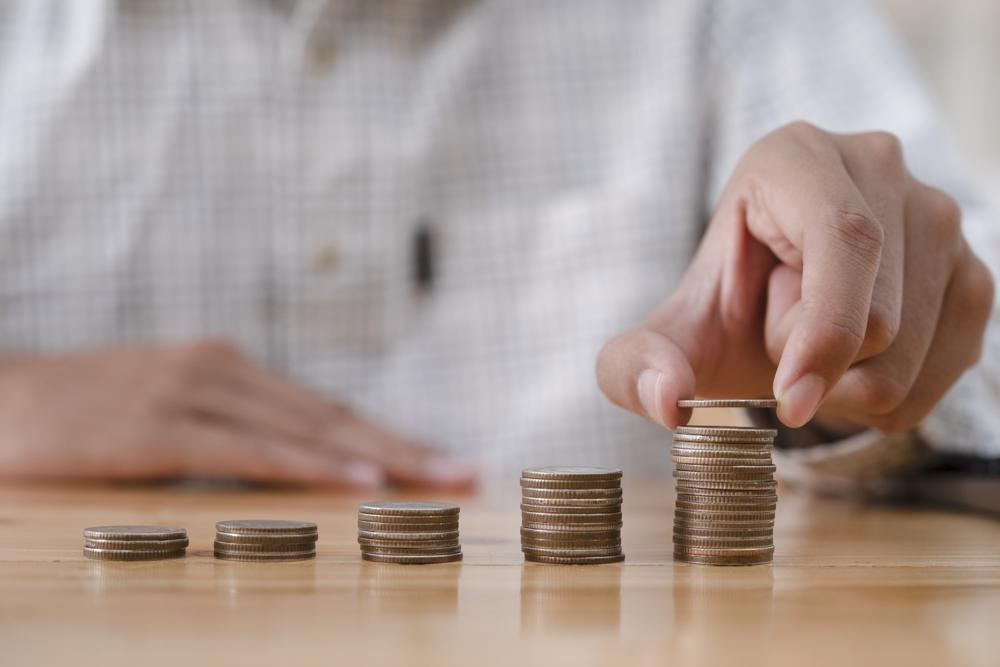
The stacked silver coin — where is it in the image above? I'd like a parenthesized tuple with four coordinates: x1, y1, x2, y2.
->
(672, 399, 778, 566)
(83, 525, 188, 561)
(214, 519, 318, 561)
(521, 466, 624, 565)
(358, 501, 462, 564)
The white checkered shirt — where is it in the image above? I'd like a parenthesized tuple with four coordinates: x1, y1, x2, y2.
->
(0, 0, 997, 479)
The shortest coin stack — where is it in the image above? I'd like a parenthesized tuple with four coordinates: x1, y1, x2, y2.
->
(358, 501, 462, 564)
(214, 520, 318, 561)
(83, 525, 188, 561)
(521, 466, 624, 565)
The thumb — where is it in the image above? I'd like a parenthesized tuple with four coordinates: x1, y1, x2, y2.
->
(596, 327, 695, 428)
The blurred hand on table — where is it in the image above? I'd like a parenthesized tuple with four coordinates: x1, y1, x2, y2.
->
(598, 121, 994, 436)
(0, 340, 476, 488)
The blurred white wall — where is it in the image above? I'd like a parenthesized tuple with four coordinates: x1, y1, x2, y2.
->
(873, 0, 1000, 207)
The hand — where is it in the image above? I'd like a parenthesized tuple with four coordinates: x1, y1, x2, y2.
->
(597, 121, 994, 434)
(0, 340, 477, 488)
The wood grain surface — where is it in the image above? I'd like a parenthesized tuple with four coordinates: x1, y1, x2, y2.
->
(1, 479, 998, 667)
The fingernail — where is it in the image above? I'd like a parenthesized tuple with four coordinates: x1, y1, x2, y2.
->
(344, 460, 383, 487)
(777, 373, 826, 427)
(423, 456, 478, 484)
(637, 369, 664, 425)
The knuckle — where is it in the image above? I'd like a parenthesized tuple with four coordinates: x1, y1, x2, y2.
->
(863, 131, 904, 172)
(922, 187, 962, 243)
(167, 338, 240, 387)
(854, 370, 910, 415)
(822, 311, 868, 351)
(963, 258, 995, 325)
(954, 260, 995, 368)
(863, 304, 899, 354)
(828, 207, 884, 259)
(829, 206, 885, 264)
(782, 119, 824, 142)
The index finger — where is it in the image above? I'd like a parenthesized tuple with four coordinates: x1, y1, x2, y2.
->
(768, 177, 883, 426)
(739, 128, 885, 426)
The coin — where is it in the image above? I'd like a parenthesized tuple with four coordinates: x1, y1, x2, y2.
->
(215, 532, 319, 544)
(521, 487, 623, 500)
(672, 441, 774, 453)
(675, 479, 778, 491)
(672, 544, 775, 557)
(674, 463, 776, 474)
(517, 496, 622, 508)
(356, 513, 459, 525)
(675, 513, 775, 524)
(521, 466, 623, 481)
(84, 538, 189, 551)
(675, 486, 778, 497)
(521, 527, 621, 540)
(675, 426, 777, 438)
(673, 470, 776, 482)
(357, 529, 459, 541)
(519, 503, 622, 515)
(83, 525, 187, 541)
(676, 489, 777, 500)
(357, 521, 458, 533)
(519, 478, 621, 490)
(522, 545, 623, 557)
(215, 520, 317, 535)
(677, 399, 778, 409)
(358, 501, 460, 517)
(674, 521, 775, 532)
(674, 552, 773, 565)
(671, 448, 773, 460)
(675, 510, 775, 521)
(675, 502, 776, 514)
(214, 550, 316, 561)
(672, 456, 775, 467)
(521, 511, 622, 523)
(361, 552, 463, 564)
(521, 537, 622, 549)
(671, 441, 773, 452)
(358, 538, 461, 550)
(360, 548, 462, 558)
(83, 547, 186, 561)
(212, 540, 318, 553)
(673, 528, 772, 540)
(673, 534, 774, 547)
(524, 553, 625, 565)
(676, 491, 777, 502)
(671, 433, 775, 444)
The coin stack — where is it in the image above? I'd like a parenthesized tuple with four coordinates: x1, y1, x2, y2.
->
(358, 501, 462, 564)
(521, 466, 624, 565)
(672, 398, 778, 566)
(214, 519, 318, 561)
(83, 525, 188, 561)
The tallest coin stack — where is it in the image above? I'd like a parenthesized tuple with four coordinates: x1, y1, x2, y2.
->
(671, 399, 778, 566)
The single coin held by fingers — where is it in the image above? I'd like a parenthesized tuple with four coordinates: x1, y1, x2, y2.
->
(676, 398, 778, 409)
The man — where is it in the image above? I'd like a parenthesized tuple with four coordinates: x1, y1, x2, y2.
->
(0, 0, 995, 500)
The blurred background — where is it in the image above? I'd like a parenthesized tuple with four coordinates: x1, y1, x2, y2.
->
(875, 0, 1000, 207)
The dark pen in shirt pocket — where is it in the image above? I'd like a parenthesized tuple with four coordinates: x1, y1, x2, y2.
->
(413, 219, 436, 293)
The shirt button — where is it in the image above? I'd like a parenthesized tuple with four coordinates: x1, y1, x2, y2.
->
(312, 244, 339, 272)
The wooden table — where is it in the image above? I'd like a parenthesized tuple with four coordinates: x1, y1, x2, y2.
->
(1, 480, 999, 667)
